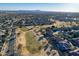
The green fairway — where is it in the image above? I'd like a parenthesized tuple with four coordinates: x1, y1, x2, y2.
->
(25, 31, 42, 54)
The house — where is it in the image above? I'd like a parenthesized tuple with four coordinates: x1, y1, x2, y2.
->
(70, 38, 79, 47)
(69, 50, 79, 56)
(56, 40, 72, 52)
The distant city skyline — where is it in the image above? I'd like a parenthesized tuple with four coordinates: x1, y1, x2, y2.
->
(0, 3, 79, 12)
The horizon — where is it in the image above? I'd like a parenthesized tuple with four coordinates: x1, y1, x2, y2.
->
(0, 10, 79, 13)
(0, 3, 79, 12)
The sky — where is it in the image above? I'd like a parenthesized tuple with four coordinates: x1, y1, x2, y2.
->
(0, 3, 79, 12)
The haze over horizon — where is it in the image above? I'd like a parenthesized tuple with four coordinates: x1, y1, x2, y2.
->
(0, 3, 79, 12)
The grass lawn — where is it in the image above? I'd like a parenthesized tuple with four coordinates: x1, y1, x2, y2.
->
(25, 31, 42, 54)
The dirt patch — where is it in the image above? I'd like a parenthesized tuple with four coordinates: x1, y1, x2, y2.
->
(15, 28, 30, 56)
